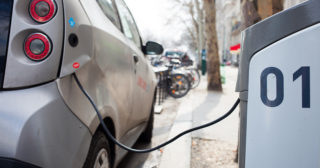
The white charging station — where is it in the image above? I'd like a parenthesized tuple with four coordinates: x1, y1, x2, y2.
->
(236, 0, 320, 167)
(247, 23, 320, 168)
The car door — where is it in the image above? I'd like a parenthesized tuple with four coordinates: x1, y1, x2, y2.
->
(115, 0, 153, 128)
(78, 0, 135, 138)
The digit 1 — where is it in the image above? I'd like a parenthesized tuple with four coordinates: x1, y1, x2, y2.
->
(261, 67, 284, 107)
(293, 67, 310, 108)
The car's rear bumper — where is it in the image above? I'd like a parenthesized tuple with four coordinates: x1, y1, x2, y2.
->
(0, 81, 92, 168)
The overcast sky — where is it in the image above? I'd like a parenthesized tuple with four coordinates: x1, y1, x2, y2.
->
(125, 0, 167, 34)
(125, 0, 187, 49)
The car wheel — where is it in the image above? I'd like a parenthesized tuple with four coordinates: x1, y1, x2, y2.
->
(138, 100, 154, 143)
(83, 131, 111, 168)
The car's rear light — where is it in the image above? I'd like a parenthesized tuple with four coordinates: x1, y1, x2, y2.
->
(29, 0, 57, 23)
(24, 33, 52, 61)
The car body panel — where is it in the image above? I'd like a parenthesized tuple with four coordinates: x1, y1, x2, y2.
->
(59, 0, 94, 78)
(0, 81, 91, 168)
(128, 40, 155, 127)
(59, 0, 157, 165)
(77, 0, 134, 139)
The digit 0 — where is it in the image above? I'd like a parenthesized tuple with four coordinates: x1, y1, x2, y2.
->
(260, 67, 284, 107)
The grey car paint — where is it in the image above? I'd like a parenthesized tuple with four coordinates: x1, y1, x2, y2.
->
(58, 0, 157, 166)
(59, 0, 93, 78)
(0, 81, 91, 168)
(3, 0, 64, 88)
(1, 0, 157, 167)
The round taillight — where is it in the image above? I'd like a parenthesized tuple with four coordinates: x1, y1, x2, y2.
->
(29, 0, 57, 23)
(24, 33, 52, 61)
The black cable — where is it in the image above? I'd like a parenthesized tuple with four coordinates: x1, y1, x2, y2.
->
(73, 73, 240, 153)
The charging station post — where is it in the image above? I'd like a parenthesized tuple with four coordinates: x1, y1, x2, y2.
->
(201, 49, 207, 76)
(237, 0, 320, 167)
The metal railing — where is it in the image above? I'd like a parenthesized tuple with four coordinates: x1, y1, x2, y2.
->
(153, 67, 169, 106)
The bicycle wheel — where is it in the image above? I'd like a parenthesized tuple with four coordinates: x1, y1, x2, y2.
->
(190, 69, 200, 89)
(167, 73, 191, 98)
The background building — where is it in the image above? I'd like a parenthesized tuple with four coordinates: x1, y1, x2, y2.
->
(216, 0, 241, 63)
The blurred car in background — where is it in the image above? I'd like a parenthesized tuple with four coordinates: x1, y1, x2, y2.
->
(164, 50, 194, 67)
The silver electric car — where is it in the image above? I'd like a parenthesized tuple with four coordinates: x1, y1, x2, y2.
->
(0, 0, 163, 167)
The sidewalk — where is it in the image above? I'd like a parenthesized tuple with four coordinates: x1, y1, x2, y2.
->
(159, 92, 193, 168)
(159, 66, 239, 168)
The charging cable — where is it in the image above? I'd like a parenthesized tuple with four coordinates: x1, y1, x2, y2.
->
(73, 74, 240, 153)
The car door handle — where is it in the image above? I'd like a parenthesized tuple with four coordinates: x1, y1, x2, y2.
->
(133, 55, 139, 63)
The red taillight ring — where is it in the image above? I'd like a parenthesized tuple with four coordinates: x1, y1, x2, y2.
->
(29, 0, 56, 23)
(24, 33, 52, 61)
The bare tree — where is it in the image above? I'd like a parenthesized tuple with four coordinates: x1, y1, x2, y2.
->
(194, 0, 206, 64)
(169, 0, 206, 64)
(204, 0, 222, 91)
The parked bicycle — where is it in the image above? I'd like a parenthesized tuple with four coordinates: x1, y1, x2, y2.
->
(187, 67, 201, 89)
(151, 51, 200, 99)
(167, 55, 201, 89)
(165, 64, 191, 98)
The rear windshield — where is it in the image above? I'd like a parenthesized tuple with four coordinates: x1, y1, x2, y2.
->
(0, 0, 13, 87)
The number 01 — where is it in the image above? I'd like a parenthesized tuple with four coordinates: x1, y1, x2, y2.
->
(260, 66, 310, 108)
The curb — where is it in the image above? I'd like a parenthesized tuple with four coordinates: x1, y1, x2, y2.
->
(159, 95, 193, 168)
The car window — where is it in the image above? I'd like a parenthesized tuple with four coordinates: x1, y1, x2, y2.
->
(97, 0, 121, 30)
(115, 0, 142, 49)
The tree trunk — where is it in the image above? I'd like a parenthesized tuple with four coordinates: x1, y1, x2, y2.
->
(204, 0, 222, 91)
(257, 0, 273, 19)
(242, 0, 284, 27)
(242, 0, 261, 27)
(272, 0, 284, 15)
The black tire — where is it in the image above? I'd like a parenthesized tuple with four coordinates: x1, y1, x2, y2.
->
(167, 73, 191, 98)
(138, 101, 154, 143)
(83, 131, 111, 168)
